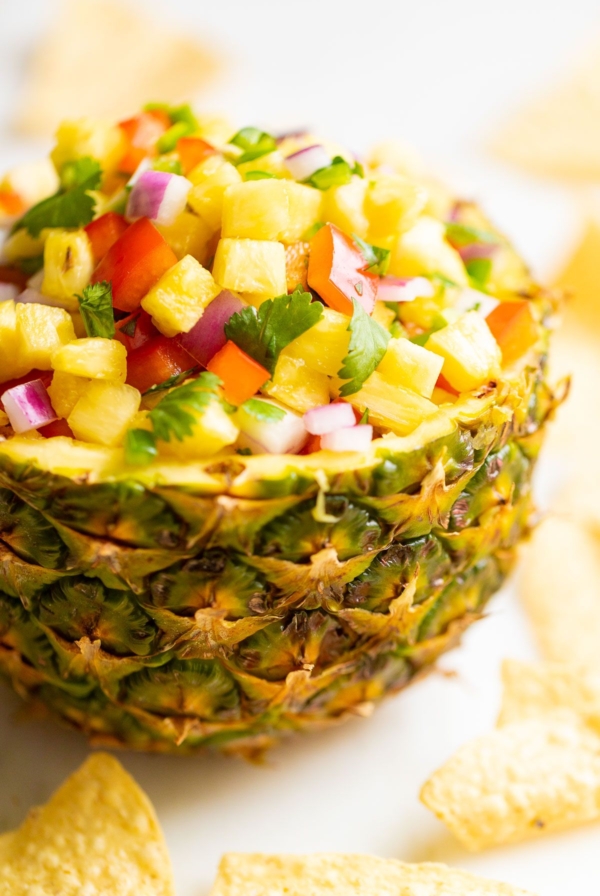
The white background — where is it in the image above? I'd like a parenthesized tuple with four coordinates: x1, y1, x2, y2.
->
(0, 2, 598, 894)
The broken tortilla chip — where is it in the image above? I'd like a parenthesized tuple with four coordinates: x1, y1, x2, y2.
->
(499, 659, 600, 729)
(16, 0, 219, 136)
(210, 853, 536, 896)
(420, 714, 600, 851)
(490, 37, 600, 180)
(0, 753, 174, 896)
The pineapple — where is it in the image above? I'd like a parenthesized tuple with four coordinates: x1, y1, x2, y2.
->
(141, 255, 220, 337)
(0, 107, 558, 757)
(68, 382, 141, 446)
(0, 158, 59, 207)
(51, 337, 127, 382)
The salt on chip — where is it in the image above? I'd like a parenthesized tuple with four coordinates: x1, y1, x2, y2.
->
(490, 37, 600, 180)
(16, 0, 219, 136)
(520, 516, 600, 677)
(210, 852, 536, 895)
(420, 715, 600, 851)
(499, 659, 600, 729)
(0, 752, 174, 896)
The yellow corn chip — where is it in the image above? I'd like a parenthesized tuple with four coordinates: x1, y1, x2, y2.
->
(16, 0, 219, 136)
(210, 852, 536, 895)
(490, 39, 600, 180)
(0, 753, 174, 895)
(420, 714, 600, 851)
(499, 659, 600, 728)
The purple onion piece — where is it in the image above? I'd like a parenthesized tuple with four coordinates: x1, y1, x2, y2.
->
(127, 170, 192, 226)
(458, 243, 498, 262)
(0, 283, 19, 303)
(303, 402, 355, 436)
(321, 424, 373, 452)
(376, 276, 434, 303)
(2, 379, 58, 433)
(284, 145, 332, 181)
(178, 291, 244, 367)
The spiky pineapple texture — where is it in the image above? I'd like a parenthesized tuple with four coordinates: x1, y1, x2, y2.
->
(0, 339, 559, 755)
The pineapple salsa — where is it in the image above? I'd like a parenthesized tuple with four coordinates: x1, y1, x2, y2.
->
(0, 104, 542, 473)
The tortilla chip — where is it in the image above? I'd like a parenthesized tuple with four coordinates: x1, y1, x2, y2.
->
(499, 659, 600, 729)
(0, 753, 174, 895)
(519, 516, 600, 676)
(16, 0, 219, 136)
(210, 853, 535, 896)
(490, 38, 600, 180)
(420, 714, 600, 851)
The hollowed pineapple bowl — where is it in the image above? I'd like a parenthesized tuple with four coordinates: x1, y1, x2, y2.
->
(0, 107, 559, 755)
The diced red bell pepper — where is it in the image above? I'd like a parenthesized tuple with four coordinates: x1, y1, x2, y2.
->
(85, 212, 129, 264)
(307, 223, 378, 316)
(117, 110, 172, 174)
(1, 369, 53, 400)
(0, 189, 25, 217)
(92, 217, 178, 313)
(435, 373, 459, 396)
(126, 336, 196, 393)
(176, 136, 216, 174)
(115, 309, 159, 353)
(486, 300, 538, 366)
(0, 265, 28, 290)
(299, 434, 322, 454)
(39, 418, 74, 439)
(206, 341, 270, 405)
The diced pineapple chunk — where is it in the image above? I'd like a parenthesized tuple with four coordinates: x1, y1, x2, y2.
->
(388, 216, 467, 285)
(283, 306, 350, 377)
(426, 311, 501, 392)
(157, 212, 213, 263)
(263, 354, 330, 413)
(68, 381, 141, 446)
(187, 156, 242, 231)
(47, 371, 90, 418)
(236, 150, 288, 180)
(0, 302, 26, 382)
(345, 371, 438, 436)
(157, 400, 239, 459)
(2, 228, 47, 263)
(377, 338, 444, 398)
(42, 230, 95, 310)
(365, 173, 427, 241)
(141, 255, 220, 337)
(16, 304, 76, 371)
(52, 338, 127, 382)
(1, 159, 59, 207)
(371, 302, 396, 330)
(212, 238, 286, 299)
(50, 118, 125, 175)
(322, 178, 368, 239)
(367, 140, 426, 178)
(222, 180, 321, 243)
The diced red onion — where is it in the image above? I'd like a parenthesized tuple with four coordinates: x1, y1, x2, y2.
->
(127, 170, 192, 226)
(2, 379, 58, 433)
(376, 276, 434, 303)
(0, 283, 19, 302)
(26, 269, 44, 291)
(321, 424, 373, 452)
(275, 129, 310, 144)
(458, 243, 498, 262)
(178, 291, 244, 366)
(303, 401, 355, 435)
(284, 145, 332, 181)
(238, 401, 308, 455)
(127, 157, 152, 187)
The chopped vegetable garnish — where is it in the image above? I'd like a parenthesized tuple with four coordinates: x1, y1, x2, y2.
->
(305, 155, 361, 190)
(207, 340, 271, 405)
(76, 281, 115, 339)
(13, 157, 101, 236)
(242, 398, 286, 422)
(337, 298, 390, 396)
(352, 233, 391, 275)
(308, 222, 378, 315)
(445, 222, 500, 247)
(84, 211, 128, 263)
(229, 127, 277, 165)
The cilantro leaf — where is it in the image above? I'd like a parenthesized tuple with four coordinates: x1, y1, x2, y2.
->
(242, 398, 286, 422)
(143, 367, 199, 396)
(125, 429, 158, 465)
(16, 254, 44, 276)
(306, 156, 354, 190)
(359, 408, 370, 424)
(149, 372, 222, 442)
(224, 286, 323, 375)
(352, 234, 391, 276)
(14, 157, 101, 237)
(337, 298, 390, 397)
(76, 281, 115, 338)
(445, 222, 499, 247)
(229, 127, 277, 165)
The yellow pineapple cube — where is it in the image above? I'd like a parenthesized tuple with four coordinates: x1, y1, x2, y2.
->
(283, 306, 350, 377)
(187, 156, 242, 231)
(367, 140, 426, 178)
(47, 371, 90, 418)
(222, 180, 321, 242)
(51, 338, 127, 382)
(426, 311, 502, 392)
(236, 150, 289, 180)
(157, 212, 213, 264)
(388, 216, 467, 285)
(322, 178, 368, 239)
(141, 255, 220, 337)
(2, 228, 47, 264)
(157, 400, 239, 459)
(371, 302, 396, 330)
(263, 354, 330, 413)
(365, 173, 428, 242)
(1, 158, 59, 207)
(50, 118, 125, 175)
(16, 304, 76, 371)
(0, 302, 28, 382)
(212, 238, 286, 299)
(68, 381, 141, 446)
(377, 338, 444, 398)
(42, 230, 95, 311)
(345, 371, 438, 436)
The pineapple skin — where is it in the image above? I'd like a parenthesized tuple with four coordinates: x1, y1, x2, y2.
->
(0, 314, 559, 756)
